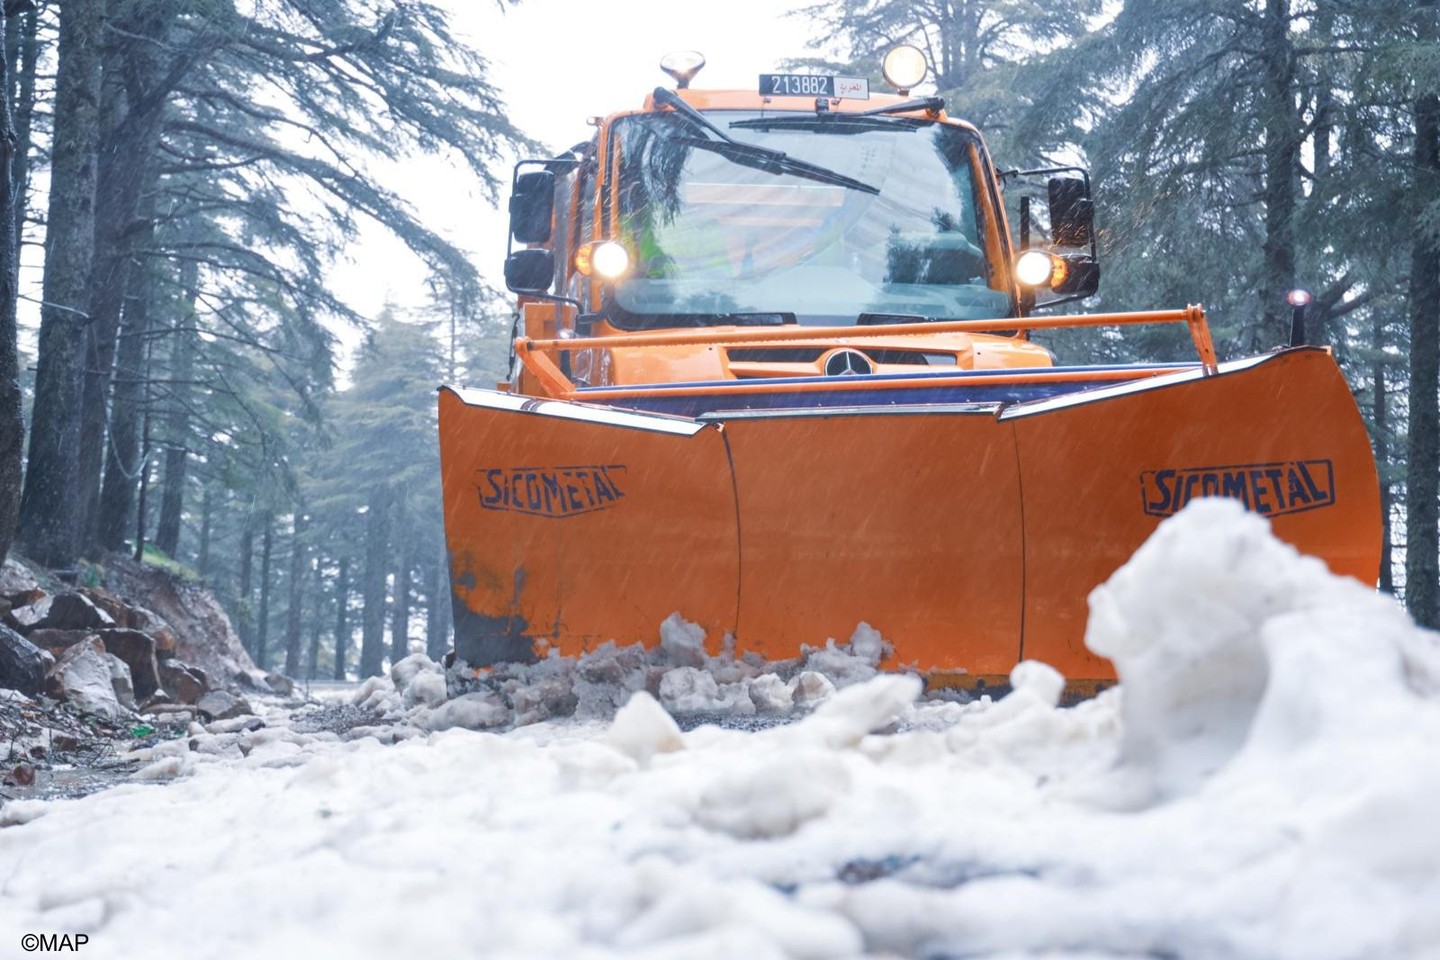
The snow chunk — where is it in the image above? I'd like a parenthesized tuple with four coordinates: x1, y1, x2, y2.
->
(748, 674, 794, 714)
(417, 692, 508, 732)
(659, 612, 708, 667)
(1009, 660, 1063, 708)
(789, 671, 836, 708)
(1087, 498, 1436, 803)
(658, 667, 720, 713)
(695, 751, 851, 839)
(390, 652, 442, 690)
(350, 675, 400, 714)
(791, 673, 922, 748)
(606, 691, 684, 765)
(404, 671, 448, 709)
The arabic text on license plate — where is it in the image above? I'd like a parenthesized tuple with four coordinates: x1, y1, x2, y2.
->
(759, 75, 870, 100)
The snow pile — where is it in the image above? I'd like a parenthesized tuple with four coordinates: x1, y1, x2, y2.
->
(348, 615, 897, 734)
(1, 500, 1437, 959)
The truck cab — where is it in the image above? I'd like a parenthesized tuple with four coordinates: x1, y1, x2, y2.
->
(502, 48, 1099, 394)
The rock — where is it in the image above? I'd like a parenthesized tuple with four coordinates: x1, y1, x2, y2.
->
(142, 704, 195, 723)
(3, 762, 36, 787)
(26, 628, 98, 655)
(80, 590, 182, 658)
(196, 690, 253, 722)
(97, 629, 162, 701)
(0, 558, 40, 596)
(138, 690, 175, 710)
(234, 668, 270, 691)
(107, 654, 137, 710)
(158, 659, 208, 704)
(264, 672, 294, 696)
(0, 623, 49, 697)
(48, 636, 124, 719)
(10, 593, 116, 634)
(77, 588, 132, 628)
(98, 554, 260, 690)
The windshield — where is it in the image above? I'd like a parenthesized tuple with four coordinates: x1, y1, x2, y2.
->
(608, 110, 1012, 329)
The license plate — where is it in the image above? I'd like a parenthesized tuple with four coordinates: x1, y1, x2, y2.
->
(759, 74, 870, 100)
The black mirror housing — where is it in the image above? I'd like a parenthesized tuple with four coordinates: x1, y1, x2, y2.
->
(1047, 177, 1094, 248)
(505, 249, 555, 294)
(510, 170, 556, 244)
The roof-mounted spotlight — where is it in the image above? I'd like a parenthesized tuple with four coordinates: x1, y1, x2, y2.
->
(660, 51, 706, 89)
(1287, 288, 1312, 346)
(882, 45, 928, 95)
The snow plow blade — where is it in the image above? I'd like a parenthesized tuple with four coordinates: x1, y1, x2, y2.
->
(439, 346, 1380, 684)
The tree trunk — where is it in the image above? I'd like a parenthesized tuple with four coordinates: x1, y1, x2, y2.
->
(237, 517, 255, 654)
(96, 225, 154, 552)
(1373, 312, 1394, 594)
(332, 555, 350, 681)
(77, 5, 173, 551)
(5, 5, 36, 252)
(16, 0, 105, 567)
(283, 511, 307, 676)
(133, 365, 154, 562)
(256, 515, 274, 670)
(305, 559, 324, 680)
(360, 488, 392, 678)
(154, 265, 199, 556)
(427, 544, 451, 660)
(1405, 89, 1440, 628)
(199, 484, 212, 577)
(1258, 0, 1299, 349)
(0, 8, 21, 563)
(390, 535, 410, 667)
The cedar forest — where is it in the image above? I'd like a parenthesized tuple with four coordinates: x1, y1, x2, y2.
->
(0, 0, 1434, 681)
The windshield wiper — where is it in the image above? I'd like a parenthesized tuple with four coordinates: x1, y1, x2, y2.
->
(858, 312, 934, 325)
(851, 96, 945, 117)
(672, 135, 880, 194)
(652, 87, 879, 195)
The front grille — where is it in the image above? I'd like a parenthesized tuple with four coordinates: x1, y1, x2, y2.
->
(726, 347, 937, 366)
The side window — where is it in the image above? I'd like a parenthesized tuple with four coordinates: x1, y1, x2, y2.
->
(573, 156, 598, 310)
(551, 166, 576, 302)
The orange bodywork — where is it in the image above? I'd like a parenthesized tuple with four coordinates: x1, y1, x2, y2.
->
(444, 84, 1383, 688)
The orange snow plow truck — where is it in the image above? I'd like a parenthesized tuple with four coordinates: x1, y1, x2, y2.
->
(439, 48, 1381, 694)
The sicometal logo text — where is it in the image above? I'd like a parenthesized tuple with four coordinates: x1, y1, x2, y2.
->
(1140, 460, 1335, 518)
(478, 466, 626, 518)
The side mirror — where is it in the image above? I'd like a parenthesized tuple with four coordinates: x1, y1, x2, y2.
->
(509, 170, 555, 244)
(504, 249, 555, 294)
(1047, 177, 1094, 248)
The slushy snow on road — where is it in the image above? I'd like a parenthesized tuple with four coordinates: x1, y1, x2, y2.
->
(2, 500, 1438, 959)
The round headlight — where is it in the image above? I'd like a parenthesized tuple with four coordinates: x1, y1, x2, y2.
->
(882, 45, 928, 93)
(1015, 250, 1057, 287)
(591, 241, 630, 280)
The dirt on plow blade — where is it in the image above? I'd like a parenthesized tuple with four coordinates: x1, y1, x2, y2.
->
(439, 347, 1380, 685)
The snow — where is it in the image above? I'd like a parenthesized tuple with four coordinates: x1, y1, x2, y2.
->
(2, 499, 1439, 959)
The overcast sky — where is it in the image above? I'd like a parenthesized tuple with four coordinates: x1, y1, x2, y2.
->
(327, 0, 823, 330)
